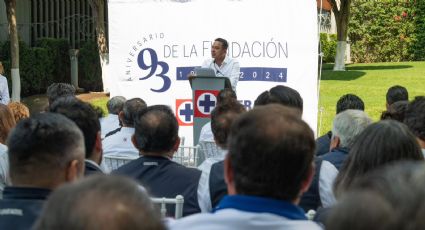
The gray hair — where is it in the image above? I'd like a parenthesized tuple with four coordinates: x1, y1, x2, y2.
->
(107, 96, 126, 114)
(332, 109, 372, 148)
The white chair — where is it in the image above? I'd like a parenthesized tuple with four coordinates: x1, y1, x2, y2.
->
(151, 195, 184, 219)
(103, 153, 139, 171)
(173, 145, 199, 168)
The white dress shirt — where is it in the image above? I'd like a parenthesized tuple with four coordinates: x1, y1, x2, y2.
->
(199, 122, 214, 143)
(0, 75, 10, 105)
(100, 114, 120, 139)
(102, 127, 139, 156)
(201, 56, 240, 91)
(318, 160, 338, 207)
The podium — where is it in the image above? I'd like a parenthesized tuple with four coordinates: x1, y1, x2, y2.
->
(190, 76, 231, 145)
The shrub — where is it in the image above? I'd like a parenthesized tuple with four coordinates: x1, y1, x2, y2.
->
(320, 33, 337, 63)
(78, 40, 103, 91)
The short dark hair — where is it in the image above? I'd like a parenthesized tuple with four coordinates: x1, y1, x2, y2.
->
(217, 88, 237, 105)
(254, 85, 303, 114)
(46, 83, 76, 105)
(133, 105, 178, 154)
(215, 38, 228, 50)
(107, 96, 126, 114)
(121, 98, 147, 127)
(386, 85, 408, 105)
(228, 104, 315, 201)
(336, 94, 365, 114)
(211, 101, 246, 148)
(33, 175, 165, 230)
(49, 97, 101, 159)
(334, 120, 423, 197)
(380, 100, 409, 122)
(7, 113, 84, 185)
(404, 96, 425, 141)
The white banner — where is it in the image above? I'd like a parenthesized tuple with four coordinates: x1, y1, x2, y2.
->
(108, 0, 318, 145)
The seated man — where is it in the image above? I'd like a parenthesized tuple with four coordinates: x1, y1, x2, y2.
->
(197, 100, 246, 212)
(100, 96, 126, 138)
(0, 113, 85, 229)
(49, 97, 104, 176)
(103, 98, 146, 156)
(34, 175, 165, 230)
(170, 104, 321, 229)
(114, 105, 202, 216)
(386, 85, 408, 110)
(254, 85, 303, 116)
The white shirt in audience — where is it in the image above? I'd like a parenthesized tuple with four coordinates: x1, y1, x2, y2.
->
(318, 160, 338, 207)
(102, 127, 139, 156)
(100, 114, 120, 139)
(0, 143, 10, 194)
(199, 122, 214, 142)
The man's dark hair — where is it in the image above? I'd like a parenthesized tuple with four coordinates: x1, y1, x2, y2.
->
(46, 83, 76, 105)
(217, 88, 237, 105)
(336, 94, 365, 114)
(386, 85, 408, 106)
(107, 96, 126, 114)
(404, 96, 425, 141)
(228, 104, 315, 201)
(49, 97, 100, 159)
(254, 85, 303, 114)
(215, 38, 229, 50)
(6, 112, 84, 185)
(381, 100, 409, 122)
(121, 98, 147, 127)
(33, 175, 165, 230)
(211, 101, 246, 148)
(133, 105, 178, 154)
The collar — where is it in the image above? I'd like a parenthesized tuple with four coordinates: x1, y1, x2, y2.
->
(3, 187, 51, 200)
(213, 195, 307, 220)
(85, 159, 104, 172)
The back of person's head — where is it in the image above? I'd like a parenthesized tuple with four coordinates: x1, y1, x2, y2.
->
(33, 175, 165, 230)
(217, 88, 237, 105)
(0, 104, 16, 144)
(254, 85, 303, 115)
(336, 94, 365, 114)
(48, 97, 101, 159)
(107, 96, 126, 114)
(329, 161, 425, 230)
(334, 120, 423, 197)
(211, 101, 246, 149)
(331, 109, 372, 149)
(133, 105, 179, 155)
(215, 38, 229, 50)
(7, 113, 85, 188)
(386, 85, 408, 106)
(227, 104, 315, 201)
(46, 83, 76, 105)
(120, 98, 147, 127)
(380, 100, 408, 122)
(404, 96, 425, 143)
(7, 102, 30, 123)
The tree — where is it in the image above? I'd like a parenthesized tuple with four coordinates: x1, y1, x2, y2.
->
(330, 0, 352, 71)
(88, 0, 109, 92)
(4, 0, 21, 101)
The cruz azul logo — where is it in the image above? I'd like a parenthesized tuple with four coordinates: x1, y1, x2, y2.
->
(176, 99, 193, 126)
(194, 90, 219, 118)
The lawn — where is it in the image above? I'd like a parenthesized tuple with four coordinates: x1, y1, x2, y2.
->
(318, 61, 425, 136)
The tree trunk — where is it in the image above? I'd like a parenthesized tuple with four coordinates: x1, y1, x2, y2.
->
(334, 41, 346, 71)
(89, 0, 110, 92)
(330, 0, 351, 71)
(5, 0, 21, 101)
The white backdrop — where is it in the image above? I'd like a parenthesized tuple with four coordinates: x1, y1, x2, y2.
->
(108, 0, 318, 145)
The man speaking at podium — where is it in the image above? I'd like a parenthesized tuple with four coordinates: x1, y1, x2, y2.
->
(201, 38, 240, 91)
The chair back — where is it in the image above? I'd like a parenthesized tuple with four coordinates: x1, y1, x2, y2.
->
(151, 195, 184, 219)
(173, 145, 199, 168)
(103, 153, 139, 170)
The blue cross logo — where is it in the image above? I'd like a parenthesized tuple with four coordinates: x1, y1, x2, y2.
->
(198, 93, 216, 114)
(179, 102, 193, 122)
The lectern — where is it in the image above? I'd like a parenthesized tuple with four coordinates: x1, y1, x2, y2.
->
(189, 76, 231, 146)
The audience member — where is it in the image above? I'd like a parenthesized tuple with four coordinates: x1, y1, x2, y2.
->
(300, 109, 371, 211)
(0, 113, 85, 229)
(386, 85, 408, 110)
(0, 104, 16, 192)
(100, 96, 126, 138)
(102, 98, 146, 156)
(49, 97, 104, 176)
(404, 96, 425, 155)
(254, 85, 303, 116)
(316, 94, 365, 156)
(197, 100, 246, 212)
(170, 104, 321, 229)
(46, 83, 76, 105)
(114, 105, 202, 216)
(0, 61, 10, 105)
(199, 88, 237, 143)
(34, 175, 165, 230)
(7, 101, 30, 123)
(380, 100, 408, 122)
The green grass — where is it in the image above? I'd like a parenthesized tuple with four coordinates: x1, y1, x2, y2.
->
(318, 61, 425, 136)
(90, 97, 109, 115)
